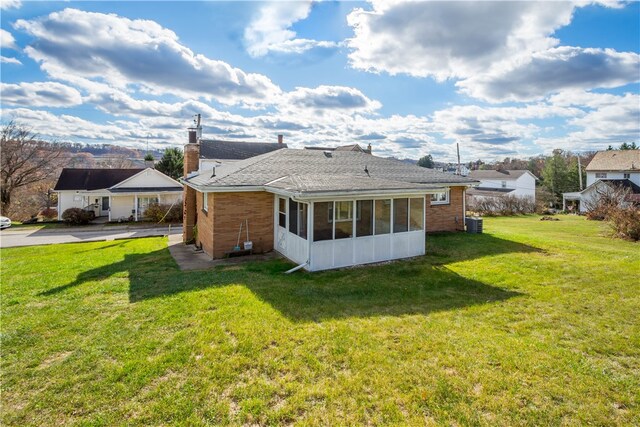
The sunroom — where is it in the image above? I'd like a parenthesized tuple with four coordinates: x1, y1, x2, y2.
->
(273, 192, 437, 271)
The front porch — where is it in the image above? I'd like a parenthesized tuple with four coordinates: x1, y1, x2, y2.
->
(58, 192, 181, 222)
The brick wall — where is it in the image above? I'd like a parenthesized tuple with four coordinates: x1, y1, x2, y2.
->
(195, 191, 274, 259)
(182, 142, 199, 242)
(425, 186, 466, 232)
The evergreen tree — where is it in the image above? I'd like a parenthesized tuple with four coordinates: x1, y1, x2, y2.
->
(417, 154, 434, 168)
(155, 147, 184, 180)
(542, 150, 572, 206)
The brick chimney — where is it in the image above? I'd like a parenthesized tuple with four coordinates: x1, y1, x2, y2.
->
(183, 114, 201, 243)
(278, 134, 283, 144)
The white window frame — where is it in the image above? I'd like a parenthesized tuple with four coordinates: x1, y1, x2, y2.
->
(202, 192, 208, 212)
(623, 173, 630, 179)
(430, 190, 450, 205)
(501, 180, 507, 188)
(595, 172, 607, 179)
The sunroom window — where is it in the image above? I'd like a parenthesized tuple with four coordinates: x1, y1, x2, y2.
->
(278, 198, 286, 228)
(409, 198, 424, 231)
(393, 198, 408, 233)
(334, 201, 353, 239)
(356, 200, 373, 237)
(289, 199, 308, 239)
(313, 201, 333, 241)
(374, 199, 391, 234)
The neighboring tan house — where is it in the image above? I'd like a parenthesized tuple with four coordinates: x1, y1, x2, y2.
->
(198, 135, 287, 171)
(181, 125, 478, 272)
(563, 150, 640, 212)
(466, 170, 537, 203)
(55, 168, 182, 221)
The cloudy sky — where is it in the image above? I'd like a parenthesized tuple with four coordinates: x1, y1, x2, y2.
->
(1, 1, 638, 161)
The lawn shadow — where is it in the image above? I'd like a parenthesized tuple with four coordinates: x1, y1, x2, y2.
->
(39, 233, 531, 322)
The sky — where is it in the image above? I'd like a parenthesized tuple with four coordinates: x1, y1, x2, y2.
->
(1, 0, 639, 162)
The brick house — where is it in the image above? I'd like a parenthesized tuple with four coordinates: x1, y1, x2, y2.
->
(182, 126, 478, 271)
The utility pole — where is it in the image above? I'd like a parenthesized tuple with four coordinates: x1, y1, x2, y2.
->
(456, 143, 461, 175)
(577, 155, 583, 190)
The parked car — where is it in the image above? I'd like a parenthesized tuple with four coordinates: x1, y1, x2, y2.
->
(0, 216, 11, 229)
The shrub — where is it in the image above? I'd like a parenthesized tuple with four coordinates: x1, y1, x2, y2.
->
(38, 208, 58, 220)
(467, 195, 535, 216)
(143, 202, 182, 223)
(61, 208, 93, 225)
(607, 207, 640, 241)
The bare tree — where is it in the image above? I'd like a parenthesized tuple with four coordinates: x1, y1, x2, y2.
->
(1, 121, 64, 215)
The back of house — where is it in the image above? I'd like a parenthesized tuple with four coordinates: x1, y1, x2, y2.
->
(181, 124, 479, 271)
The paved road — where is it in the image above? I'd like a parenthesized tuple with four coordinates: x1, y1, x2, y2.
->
(0, 225, 182, 248)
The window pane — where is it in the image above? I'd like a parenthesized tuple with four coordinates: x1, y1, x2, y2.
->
(375, 199, 391, 235)
(313, 202, 333, 241)
(289, 199, 298, 234)
(279, 198, 286, 213)
(356, 200, 373, 237)
(298, 203, 308, 239)
(409, 198, 424, 231)
(335, 201, 352, 221)
(335, 201, 353, 239)
(393, 198, 408, 233)
(279, 213, 286, 228)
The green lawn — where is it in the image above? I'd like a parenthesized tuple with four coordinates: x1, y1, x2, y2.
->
(1, 215, 638, 426)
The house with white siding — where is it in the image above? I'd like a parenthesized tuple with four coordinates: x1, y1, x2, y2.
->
(55, 168, 182, 221)
(466, 170, 537, 203)
(563, 150, 640, 212)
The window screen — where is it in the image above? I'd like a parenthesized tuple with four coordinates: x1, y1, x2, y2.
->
(313, 202, 333, 241)
(356, 200, 373, 237)
(278, 198, 286, 228)
(375, 199, 391, 235)
(393, 198, 408, 233)
(409, 198, 424, 231)
(334, 201, 353, 239)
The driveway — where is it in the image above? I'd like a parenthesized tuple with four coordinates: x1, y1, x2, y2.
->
(0, 224, 182, 248)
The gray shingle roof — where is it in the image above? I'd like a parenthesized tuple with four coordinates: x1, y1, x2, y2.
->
(186, 149, 476, 192)
(585, 150, 640, 171)
(199, 140, 286, 160)
(54, 168, 144, 191)
(468, 169, 533, 180)
(267, 174, 443, 194)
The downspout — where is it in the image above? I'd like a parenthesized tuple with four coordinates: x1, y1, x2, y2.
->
(285, 262, 308, 274)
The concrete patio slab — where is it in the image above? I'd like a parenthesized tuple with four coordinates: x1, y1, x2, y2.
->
(167, 233, 277, 270)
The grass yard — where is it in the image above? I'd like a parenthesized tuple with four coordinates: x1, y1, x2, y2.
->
(1, 215, 638, 426)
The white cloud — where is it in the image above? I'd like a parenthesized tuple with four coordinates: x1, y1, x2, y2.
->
(0, 0, 21, 10)
(283, 85, 381, 112)
(1, 81, 83, 107)
(1, 56, 21, 65)
(0, 28, 18, 50)
(537, 92, 640, 152)
(15, 8, 281, 106)
(459, 47, 640, 102)
(347, 1, 575, 80)
(244, 1, 338, 57)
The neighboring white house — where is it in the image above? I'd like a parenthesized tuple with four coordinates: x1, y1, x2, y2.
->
(55, 168, 183, 221)
(466, 170, 537, 202)
(563, 150, 640, 212)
